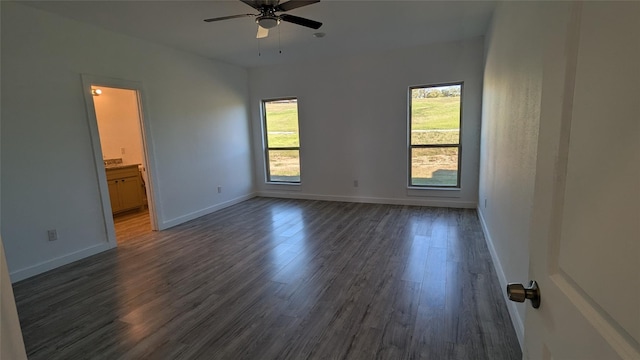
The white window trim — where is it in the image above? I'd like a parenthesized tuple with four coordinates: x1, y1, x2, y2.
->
(262, 97, 301, 184)
(407, 81, 464, 189)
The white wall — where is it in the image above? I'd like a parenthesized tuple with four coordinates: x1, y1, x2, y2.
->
(478, 2, 564, 346)
(1, 2, 254, 281)
(0, 2, 28, 355)
(249, 38, 484, 207)
(93, 87, 145, 166)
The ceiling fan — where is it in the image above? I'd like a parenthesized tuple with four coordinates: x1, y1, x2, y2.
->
(204, 0, 323, 39)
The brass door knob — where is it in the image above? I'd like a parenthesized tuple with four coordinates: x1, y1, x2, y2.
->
(507, 280, 541, 308)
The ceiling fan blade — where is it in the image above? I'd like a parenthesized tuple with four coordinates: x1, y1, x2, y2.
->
(204, 14, 255, 22)
(257, 25, 269, 39)
(239, 0, 262, 10)
(275, 0, 320, 12)
(279, 14, 322, 29)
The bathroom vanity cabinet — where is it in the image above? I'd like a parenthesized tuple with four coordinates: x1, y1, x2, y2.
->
(106, 165, 144, 214)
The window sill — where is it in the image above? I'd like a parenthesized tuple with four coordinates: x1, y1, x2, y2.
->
(407, 187, 461, 198)
(264, 182, 301, 191)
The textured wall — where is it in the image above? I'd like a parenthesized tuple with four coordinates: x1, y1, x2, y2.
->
(250, 38, 484, 208)
(93, 87, 145, 166)
(1, 3, 253, 280)
(478, 2, 552, 344)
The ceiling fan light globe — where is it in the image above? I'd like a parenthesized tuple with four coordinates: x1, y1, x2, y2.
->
(257, 16, 279, 29)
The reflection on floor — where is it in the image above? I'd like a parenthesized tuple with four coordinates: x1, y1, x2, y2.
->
(114, 208, 151, 243)
(14, 198, 521, 359)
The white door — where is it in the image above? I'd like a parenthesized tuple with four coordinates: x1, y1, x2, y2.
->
(522, 2, 639, 359)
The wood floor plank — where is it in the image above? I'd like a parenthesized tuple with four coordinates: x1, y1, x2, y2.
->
(13, 198, 521, 359)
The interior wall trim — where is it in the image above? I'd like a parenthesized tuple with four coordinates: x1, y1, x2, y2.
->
(257, 191, 477, 208)
(160, 193, 258, 230)
(10, 242, 114, 283)
(477, 207, 526, 350)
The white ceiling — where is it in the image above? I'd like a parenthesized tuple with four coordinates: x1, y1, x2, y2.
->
(23, 0, 496, 68)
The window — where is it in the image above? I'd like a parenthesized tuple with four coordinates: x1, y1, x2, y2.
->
(409, 83, 462, 187)
(262, 98, 301, 183)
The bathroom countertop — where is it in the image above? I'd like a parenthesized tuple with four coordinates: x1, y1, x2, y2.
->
(105, 164, 140, 170)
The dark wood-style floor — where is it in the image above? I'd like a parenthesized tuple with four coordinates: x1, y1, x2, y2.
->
(114, 208, 152, 243)
(13, 198, 521, 359)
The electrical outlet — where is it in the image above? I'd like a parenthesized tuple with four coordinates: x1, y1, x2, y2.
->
(121, 147, 126, 155)
(217, 186, 222, 193)
(353, 180, 359, 188)
(47, 229, 58, 241)
(484, 198, 487, 209)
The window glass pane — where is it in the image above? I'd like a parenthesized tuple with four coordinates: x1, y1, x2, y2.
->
(264, 99, 299, 148)
(411, 147, 459, 186)
(411, 85, 461, 145)
(268, 149, 300, 182)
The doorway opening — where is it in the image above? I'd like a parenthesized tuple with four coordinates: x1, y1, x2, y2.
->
(82, 76, 159, 246)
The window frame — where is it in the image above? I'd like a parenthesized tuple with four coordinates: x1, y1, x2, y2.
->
(261, 97, 301, 184)
(408, 81, 464, 189)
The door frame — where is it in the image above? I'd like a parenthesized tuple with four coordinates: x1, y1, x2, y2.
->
(81, 74, 161, 245)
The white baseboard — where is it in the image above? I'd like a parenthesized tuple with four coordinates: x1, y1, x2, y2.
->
(10, 242, 115, 283)
(9, 192, 471, 283)
(257, 191, 476, 208)
(160, 192, 257, 230)
(11, 193, 257, 282)
(477, 207, 525, 350)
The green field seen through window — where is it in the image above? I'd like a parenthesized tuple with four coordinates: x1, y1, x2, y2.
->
(264, 101, 299, 148)
(264, 100, 300, 182)
(410, 85, 462, 187)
